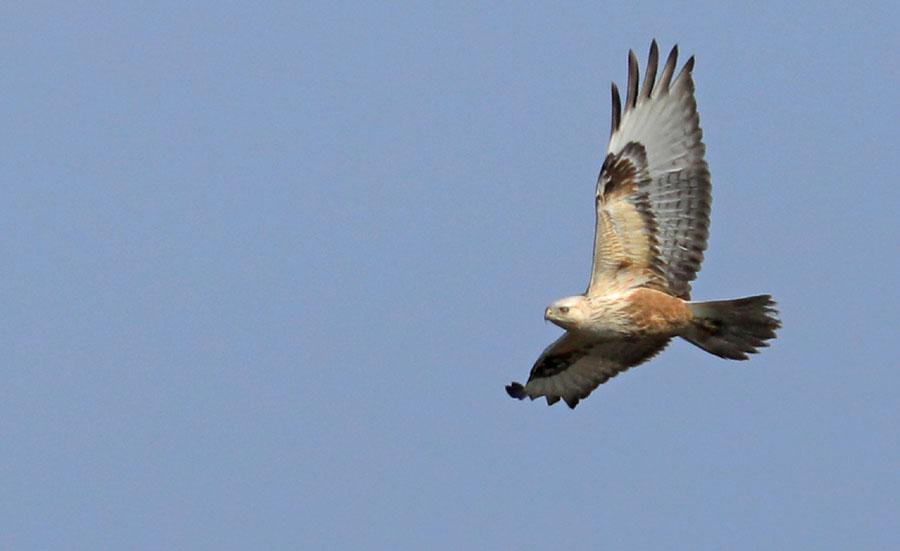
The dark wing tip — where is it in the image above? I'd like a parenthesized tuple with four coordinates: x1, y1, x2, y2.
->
(625, 49, 639, 110)
(610, 82, 622, 136)
(639, 40, 659, 101)
(684, 55, 695, 73)
(658, 44, 679, 94)
(506, 382, 526, 400)
(672, 54, 696, 90)
(564, 397, 580, 409)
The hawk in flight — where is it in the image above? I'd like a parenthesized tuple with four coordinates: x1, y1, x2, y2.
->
(507, 41, 780, 409)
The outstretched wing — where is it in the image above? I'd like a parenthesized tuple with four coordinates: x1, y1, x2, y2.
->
(587, 41, 711, 299)
(506, 333, 670, 409)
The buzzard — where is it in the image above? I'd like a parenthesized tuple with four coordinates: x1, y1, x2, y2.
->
(507, 41, 780, 409)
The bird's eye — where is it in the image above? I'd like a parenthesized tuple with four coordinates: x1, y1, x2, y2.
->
(559, 306, 570, 314)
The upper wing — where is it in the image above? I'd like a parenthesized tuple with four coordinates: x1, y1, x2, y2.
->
(587, 41, 712, 299)
(506, 332, 670, 409)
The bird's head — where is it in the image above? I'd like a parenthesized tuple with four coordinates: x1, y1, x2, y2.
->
(545, 295, 589, 330)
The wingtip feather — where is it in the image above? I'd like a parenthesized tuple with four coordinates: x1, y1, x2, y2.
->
(610, 82, 621, 136)
(506, 382, 526, 400)
(625, 50, 639, 110)
(673, 55, 696, 89)
(639, 40, 659, 102)
(658, 44, 678, 94)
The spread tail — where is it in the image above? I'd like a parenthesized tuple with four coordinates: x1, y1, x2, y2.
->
(681, 295, 781, 360)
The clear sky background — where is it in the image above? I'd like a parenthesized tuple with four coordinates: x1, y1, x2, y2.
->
(2, 2, 898, 549)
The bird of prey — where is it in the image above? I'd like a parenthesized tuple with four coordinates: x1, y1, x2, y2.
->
(507, 41, 780, 409)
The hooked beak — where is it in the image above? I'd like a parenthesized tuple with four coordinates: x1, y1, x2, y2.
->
(544, 307, 553, 321)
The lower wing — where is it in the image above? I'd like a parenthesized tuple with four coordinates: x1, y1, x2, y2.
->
(507, 333, 670, 408)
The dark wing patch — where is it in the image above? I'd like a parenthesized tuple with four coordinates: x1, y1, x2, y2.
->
(529, 347, 590, 379)
(600, 142, 648, 198)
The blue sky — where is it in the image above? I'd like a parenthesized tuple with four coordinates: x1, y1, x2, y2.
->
(3, 2, 898, 549)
